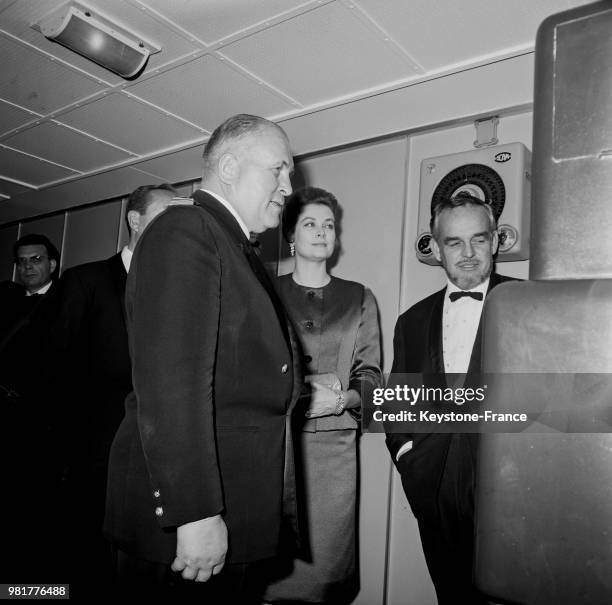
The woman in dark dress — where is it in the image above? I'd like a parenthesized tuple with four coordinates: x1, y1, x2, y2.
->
(264, 187, 382, 604)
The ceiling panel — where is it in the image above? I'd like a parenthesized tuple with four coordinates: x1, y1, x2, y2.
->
(0, 0, 19, 14)
(3, 122, 135, 171)
(1, 0, 127, 85)
(0, 34, 104, 114)
(0, 147, 79, 185)
(78, 0, 201, 71)
(58, 92, 205, 155)
(355, 0, 588, 70)
(0, 177, 35, 197)
(132, 145, 205, 182)
(143, 0, 317, 45)
(221, 2, 417, 106)
(0, 0, 59, 24)
(126, 54, 295, 130)
(19, 30, 124, 86)
(0, 0, 201, 77)
(0, 100, 38, 135)
(0, 0, 598, 218)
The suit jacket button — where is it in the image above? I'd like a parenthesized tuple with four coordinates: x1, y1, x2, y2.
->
(281, 363, 288, 374)
(155, 506, 164, 517)
(153, 490, 160, 498)
(304, 355, 312, 363)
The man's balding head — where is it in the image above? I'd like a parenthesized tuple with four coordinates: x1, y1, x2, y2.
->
(201, 114, 294, 234)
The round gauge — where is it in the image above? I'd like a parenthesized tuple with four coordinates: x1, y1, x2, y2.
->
(416, 232, 433, 257)
(497, 224, 518, 252)
(431, 163, 506, 220)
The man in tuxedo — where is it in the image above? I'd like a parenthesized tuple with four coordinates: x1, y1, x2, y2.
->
(0, 232, 60, 412)
(1, 233, 60, 341)
(104, 114, 300, 601)
(42, 184, 177, 589)
(386, 193, 517, 604)
(0, 234, 60, 581)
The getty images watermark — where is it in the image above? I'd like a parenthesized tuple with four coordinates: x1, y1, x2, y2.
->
(362, 374, 612, 433)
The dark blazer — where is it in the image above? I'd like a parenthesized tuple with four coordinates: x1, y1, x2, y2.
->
(43, 253, 130, 475)
(385, 273, 517, 518)
(104, 191, 300, 565)
(1, 279, 58, 401)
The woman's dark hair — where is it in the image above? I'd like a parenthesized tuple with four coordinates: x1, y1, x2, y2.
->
(282, 186, 339, 242)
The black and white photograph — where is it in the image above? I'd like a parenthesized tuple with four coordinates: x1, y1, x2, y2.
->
(0, 1, 610, 603)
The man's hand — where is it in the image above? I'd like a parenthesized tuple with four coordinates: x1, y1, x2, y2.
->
(171, 514, 228, 582)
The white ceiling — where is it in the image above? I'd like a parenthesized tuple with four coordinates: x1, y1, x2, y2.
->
(0, 0, 592, 217)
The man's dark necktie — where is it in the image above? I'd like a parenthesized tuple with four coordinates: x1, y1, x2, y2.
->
(248, 235, 262, 257)
(241, 238, 289, 346)
(449, 291, 484, 302)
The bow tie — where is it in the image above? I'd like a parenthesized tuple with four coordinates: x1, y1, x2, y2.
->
(248, 235, 262, 257)
(449, 290, 483, 302)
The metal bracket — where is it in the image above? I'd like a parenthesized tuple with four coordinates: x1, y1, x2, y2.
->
(473, 116, 499, 148)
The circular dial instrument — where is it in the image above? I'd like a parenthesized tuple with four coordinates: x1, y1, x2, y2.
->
(431, 163, 506, 221)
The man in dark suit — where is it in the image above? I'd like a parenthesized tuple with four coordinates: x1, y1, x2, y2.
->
(386, 193, 517, 604)
(42, 184, 177, 589)
(0, 233, 61, 581)
(0, 233, 60, 344)
(104, 114, 300, 601)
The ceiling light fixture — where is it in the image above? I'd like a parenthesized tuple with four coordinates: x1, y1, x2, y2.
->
(32, 2, 161, 79)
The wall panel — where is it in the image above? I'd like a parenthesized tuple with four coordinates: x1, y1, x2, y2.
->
(61, 201, 123, 271)
(285, 137, 409, 605)
(0, 223, 19, 281)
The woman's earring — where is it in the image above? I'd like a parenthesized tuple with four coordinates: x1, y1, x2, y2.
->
(289, 241, 295, 257)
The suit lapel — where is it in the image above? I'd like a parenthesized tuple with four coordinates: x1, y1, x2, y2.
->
(108, 253, 128, 329)
(192, 190, 291, 348)
(466, 272, 503, 375)
(429, 289, 446, 375)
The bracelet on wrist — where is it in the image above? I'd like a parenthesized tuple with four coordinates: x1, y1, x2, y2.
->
(334, 390, 346, 415)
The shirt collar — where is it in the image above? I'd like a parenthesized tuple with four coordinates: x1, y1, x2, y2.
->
(200, 188, 250, 240)
(446, 276, 490, 299)
(121, 246, 132, 272)
(26, 280, 52, 296)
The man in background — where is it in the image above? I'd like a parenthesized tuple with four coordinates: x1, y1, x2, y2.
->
(0, 233, 61, 582)
(43, 184, 178, 591)
(386, 193, 517, 604)
(105, 114, 300, 602)
(1, 233, 60, 342)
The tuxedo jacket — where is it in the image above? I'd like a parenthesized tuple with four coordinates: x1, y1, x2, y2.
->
(0, 280, 59, 491)
(104, 191, 301, 565)
(0, 279, 58, 395)
(43, 253, 130, 475)
(385, 273, 517, 517)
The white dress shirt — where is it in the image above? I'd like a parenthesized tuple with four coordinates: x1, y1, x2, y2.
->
(26, 281, 52, 296)
(442, 277, 490, 374)
(396, 277, 490, 461)
(120, 246, 132, 272)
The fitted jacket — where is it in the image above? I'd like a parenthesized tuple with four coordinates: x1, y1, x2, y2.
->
(44, 253, 130, 474)
(385, 273, 517, 517)
(104, 191, 301, 564)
